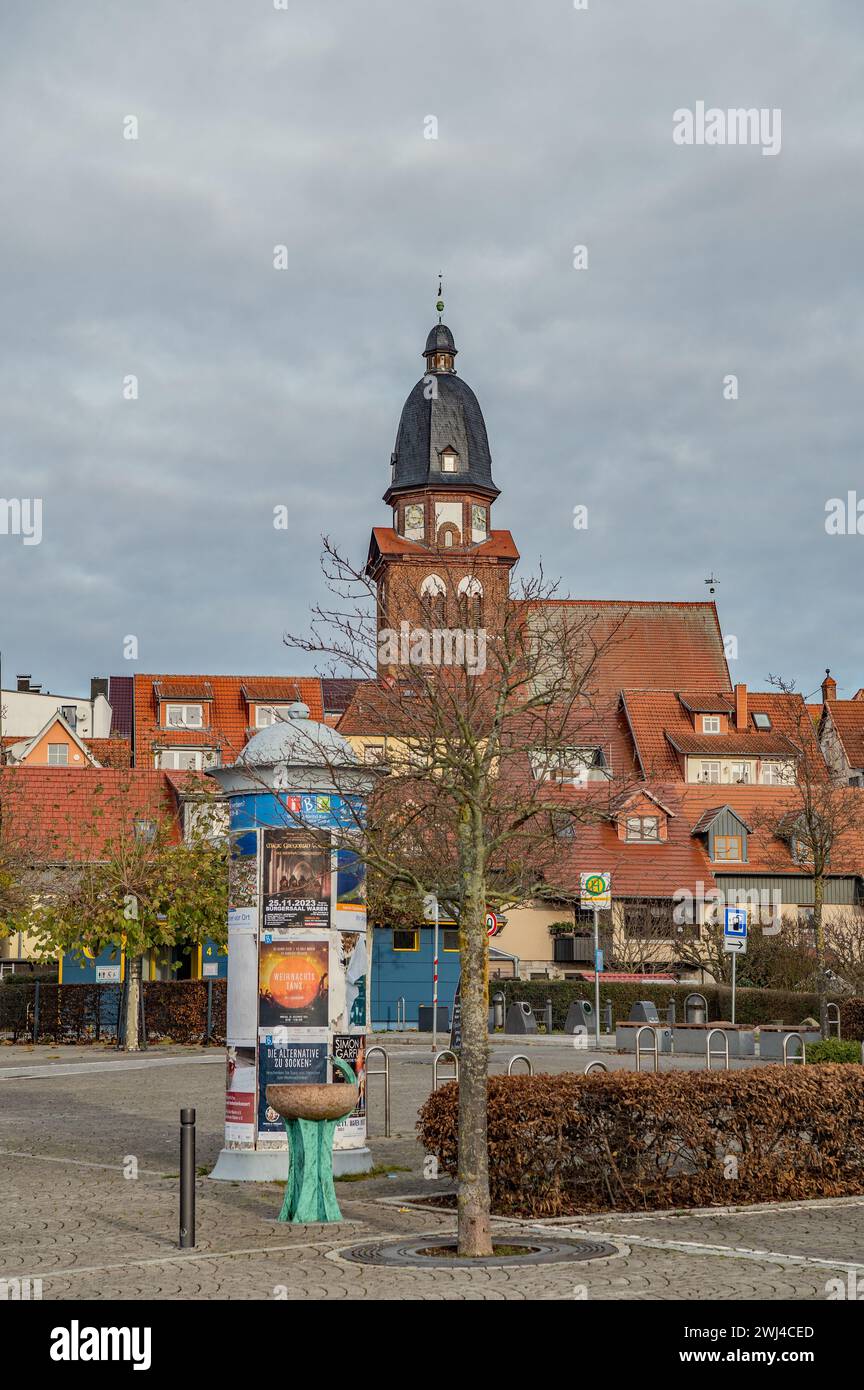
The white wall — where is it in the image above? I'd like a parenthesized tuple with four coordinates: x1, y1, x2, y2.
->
(0, 688, 111, 739)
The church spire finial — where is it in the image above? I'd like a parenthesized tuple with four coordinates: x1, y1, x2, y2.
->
(436, 273, 444, 323)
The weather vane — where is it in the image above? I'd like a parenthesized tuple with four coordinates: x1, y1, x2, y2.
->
(705, 572, 718, 595)
(436, 273, 444, 322)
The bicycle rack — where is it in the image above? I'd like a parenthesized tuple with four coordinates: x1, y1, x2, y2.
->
(433, 1049, 459, 1088)
(395, 997, 406, 1028)
(635, 1025, 659, 1073)
(507, 1054, 533, 1076)
(826, 1003, 841, 1039)
(584, 1060, 608, 1075)
(706, 1027, 730, 1071)
(783, 1031, 805, 1066)
(365, 1045, 391, 1137)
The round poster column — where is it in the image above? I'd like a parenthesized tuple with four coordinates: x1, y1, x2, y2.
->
(209, 704, 374, 1181)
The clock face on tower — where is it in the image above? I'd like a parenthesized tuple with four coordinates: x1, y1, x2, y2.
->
(404, 504, 424, 540)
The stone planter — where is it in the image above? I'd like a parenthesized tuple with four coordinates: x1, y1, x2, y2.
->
(757, 1026, 821, 1060)
(615, 1023, 673, 1054)
(670, 1024, 756, 1057)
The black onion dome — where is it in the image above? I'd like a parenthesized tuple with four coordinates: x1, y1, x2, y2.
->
(424, 323, 457, 357)
(384, 325, 498, 503)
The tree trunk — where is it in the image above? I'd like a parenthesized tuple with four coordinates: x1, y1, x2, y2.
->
(814, 876, 827, 1037)
(124, 953, 143, 1053)
(456, 811, 493, 1258)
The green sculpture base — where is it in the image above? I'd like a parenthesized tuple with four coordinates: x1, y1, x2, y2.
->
(278, 1117, 343, 1224)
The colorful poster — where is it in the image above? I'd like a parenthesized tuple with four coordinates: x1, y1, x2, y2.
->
(228, 853, 258, 909)
(262, 828, 332, 929)
(332, 929, 368, 1031)
(333, 1034, 367, 1145)
(259, 936, 329, 1028)
(336, 846, 366, 915)
(257, 1041, 328, 1137)
(225, 1046, 256, 1149)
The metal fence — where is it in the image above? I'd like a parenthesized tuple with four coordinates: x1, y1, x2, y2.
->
(0, 979, 226, 1045)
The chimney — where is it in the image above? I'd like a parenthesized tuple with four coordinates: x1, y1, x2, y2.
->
(16, 674, 31, 692)
(91, 677, 109, 701)
(735, 682, 748, 731)
(822, 669, 837, 703)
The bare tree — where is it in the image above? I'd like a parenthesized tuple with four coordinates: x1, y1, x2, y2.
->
(278, 539, 636, 1256)
(751, 677, 862, 1032)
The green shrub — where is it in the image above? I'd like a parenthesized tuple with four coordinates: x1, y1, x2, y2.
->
(0, 969, 59, 986)
(418, 1066, 864, 1217)
(805, 1037, 862, 1065)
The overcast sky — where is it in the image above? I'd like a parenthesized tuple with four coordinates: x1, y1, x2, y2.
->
(1, 1, 863, 702)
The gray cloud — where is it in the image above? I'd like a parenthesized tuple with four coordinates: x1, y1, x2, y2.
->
(1, 0, 862, 699)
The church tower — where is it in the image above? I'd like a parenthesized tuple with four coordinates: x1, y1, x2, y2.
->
(366, 316, 518, 662)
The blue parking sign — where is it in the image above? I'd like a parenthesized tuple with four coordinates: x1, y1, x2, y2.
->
(724, 907, 748, 937)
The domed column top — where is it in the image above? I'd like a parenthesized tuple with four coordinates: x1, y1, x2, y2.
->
(424, 323, 457, 374)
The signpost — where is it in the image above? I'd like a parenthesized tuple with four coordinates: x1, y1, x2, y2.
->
(423, 893, 440, 1053)
(580, 872, 611, 1046)
(723, 907, 748, 1024)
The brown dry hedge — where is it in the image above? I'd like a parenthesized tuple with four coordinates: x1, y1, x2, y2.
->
(0, 980, 226, 1044)
(417, 1067, 864, 1216)
(840, 997, 864, 1041)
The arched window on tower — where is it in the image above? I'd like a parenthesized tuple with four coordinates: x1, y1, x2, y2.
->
(457, 575, 483, 627)
(420, 573, 447, 627)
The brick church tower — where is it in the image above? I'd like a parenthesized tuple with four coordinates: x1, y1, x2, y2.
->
(365, 318, 518, 667)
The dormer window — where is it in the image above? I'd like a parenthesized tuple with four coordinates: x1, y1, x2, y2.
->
(626, 816, 659, 842)
(440, 448, 459, 473)
(165, 703, 203, 728)
(702, 715, 721, 734)
(714, 834, 743, 862)
(255, 705, 293, 728)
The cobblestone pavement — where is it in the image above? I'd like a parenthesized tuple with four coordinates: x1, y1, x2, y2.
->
(1, 1046, 862, 1300)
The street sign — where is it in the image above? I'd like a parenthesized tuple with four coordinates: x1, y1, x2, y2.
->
(485, 910, 503, 937)
(449, 978, 462, 1053)
(580, 871, 611, 910)
(724, 906, 747, 954)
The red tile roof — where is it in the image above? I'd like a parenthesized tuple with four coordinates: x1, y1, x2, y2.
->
(680, 784, 864, 877)
(520, 601, 731, 696)
(550, 784, 717, 898)
(131, 675, 325, 766)
(368, 526, 519, 564)
(0, 767, 182, 861)
(623, 690, 826, 781)
(667, 730, 798, 757)
(825, 700, 864, 769)
(153, 680, 214, 701)
(84, 737, 132, 769)
(550, 782, 864, 898)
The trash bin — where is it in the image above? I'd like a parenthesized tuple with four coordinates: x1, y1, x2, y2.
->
(564, 1000, 594, 1033)
(504, 1001, 538, 1034)
(490, 991, 506, 1031)
(418, 1004, 450, 1032)
(684, 993, 707, 1025)
(628, 1000, 660, 1024)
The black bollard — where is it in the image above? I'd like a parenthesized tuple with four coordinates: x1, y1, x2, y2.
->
(179, 1108, 196, 1248)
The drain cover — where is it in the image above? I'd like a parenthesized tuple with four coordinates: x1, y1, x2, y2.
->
(339, 1236, 617, 1268)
